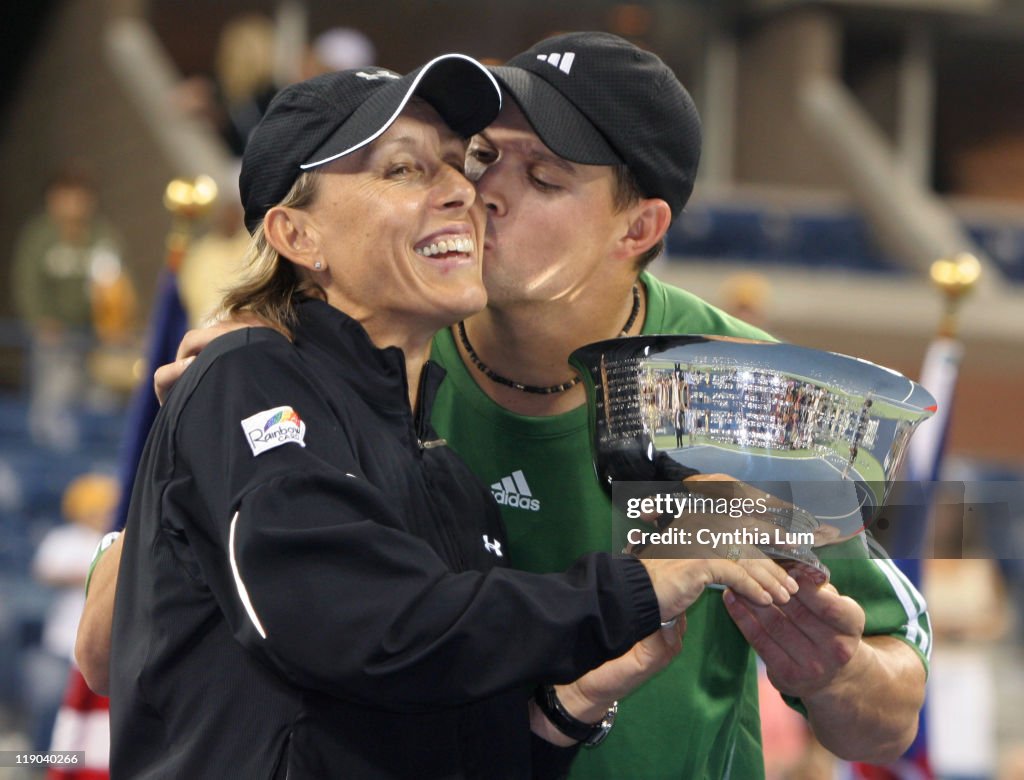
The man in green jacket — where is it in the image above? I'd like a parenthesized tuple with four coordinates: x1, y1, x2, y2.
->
(13, 163, 124, 450)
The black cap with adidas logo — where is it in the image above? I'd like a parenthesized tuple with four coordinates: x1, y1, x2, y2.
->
(490, 32, 701, 218)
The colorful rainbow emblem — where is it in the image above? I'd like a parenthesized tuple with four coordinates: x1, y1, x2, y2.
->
(263, 408, 303, 432)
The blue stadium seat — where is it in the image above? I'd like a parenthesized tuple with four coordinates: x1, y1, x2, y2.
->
(666, 200, 1024, 281)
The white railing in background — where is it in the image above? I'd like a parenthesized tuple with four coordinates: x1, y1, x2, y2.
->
(274, 1, 308, 90)
(103, 16, 236, 199)
(798, 73, 998, 293)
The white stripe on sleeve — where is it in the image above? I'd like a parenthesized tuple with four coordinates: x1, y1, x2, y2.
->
(229, 511, 267, 639)
(870, 557, 931, 660)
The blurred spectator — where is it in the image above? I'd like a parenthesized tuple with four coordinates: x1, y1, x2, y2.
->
(718, 271, 772, 330)
(172, 17, 377, 157)
(177, 182, 250, 327)
(1001, 743, 1024, 780)
(300, 26, 376, 79)
(172, 12, 277, 156)
(922, 484, 1010, 780)
(23, 473, 118, 751)
(12, 161, 131, 452)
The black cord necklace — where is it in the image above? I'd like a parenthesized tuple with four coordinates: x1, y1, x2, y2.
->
(456, 284, 641, 395)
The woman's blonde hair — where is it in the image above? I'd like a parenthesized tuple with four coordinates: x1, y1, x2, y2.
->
(219, 171, 326, 336)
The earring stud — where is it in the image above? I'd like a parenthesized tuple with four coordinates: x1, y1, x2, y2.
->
(314, 261, 322, 270)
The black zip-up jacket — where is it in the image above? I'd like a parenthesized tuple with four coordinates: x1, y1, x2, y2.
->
(110, 298, 660, 779)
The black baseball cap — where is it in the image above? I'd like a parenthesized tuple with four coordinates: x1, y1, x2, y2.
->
(491, 32, 701, 218)
(240, 54, 502, 232)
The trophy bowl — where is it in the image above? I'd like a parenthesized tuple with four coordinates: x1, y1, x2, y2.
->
(569, 335, 937, 578)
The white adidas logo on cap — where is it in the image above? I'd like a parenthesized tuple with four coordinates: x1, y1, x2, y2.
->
(354, 70, 400, 81)
(536, 52, 575, 74)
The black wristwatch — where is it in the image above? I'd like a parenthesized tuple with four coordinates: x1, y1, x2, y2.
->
(533, 685, 618, 747)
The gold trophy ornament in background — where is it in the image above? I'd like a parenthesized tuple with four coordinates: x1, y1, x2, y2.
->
(90, 176, 220, 391)
(930, 252, 981, 340)
(163, 175, 219, 272)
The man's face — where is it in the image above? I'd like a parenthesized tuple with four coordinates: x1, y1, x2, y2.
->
(467, 102, 627, 310)
(46, 184, 97, 228)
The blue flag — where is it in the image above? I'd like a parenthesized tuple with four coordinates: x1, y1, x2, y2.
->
(111, 269, 189, 530)
(849, 338, 961, 780)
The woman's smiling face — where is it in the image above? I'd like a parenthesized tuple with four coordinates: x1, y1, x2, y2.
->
(302, 99, 487, 336)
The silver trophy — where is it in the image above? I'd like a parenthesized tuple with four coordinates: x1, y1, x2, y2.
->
(569, 336, 937, 580)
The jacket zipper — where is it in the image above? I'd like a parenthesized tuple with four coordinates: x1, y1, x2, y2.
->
(412, 362, 465, 571)
(413, 362, 447, 451)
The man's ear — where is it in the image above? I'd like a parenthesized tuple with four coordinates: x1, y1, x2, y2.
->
(614, 198, 672, 261)
(263, 206, 322, 271)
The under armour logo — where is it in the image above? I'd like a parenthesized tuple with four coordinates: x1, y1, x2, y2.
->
(482, 535, 504, 557)
(536, 52, 575, 75)
(355, 70, 400, 81)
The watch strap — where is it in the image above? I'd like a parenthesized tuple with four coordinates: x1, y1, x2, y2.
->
(533, 684, 617, 747)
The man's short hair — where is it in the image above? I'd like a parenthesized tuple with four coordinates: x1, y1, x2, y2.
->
(611, 165, 663, 271)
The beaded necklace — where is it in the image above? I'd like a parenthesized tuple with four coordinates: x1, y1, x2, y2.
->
(456, 284, 640, 395)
